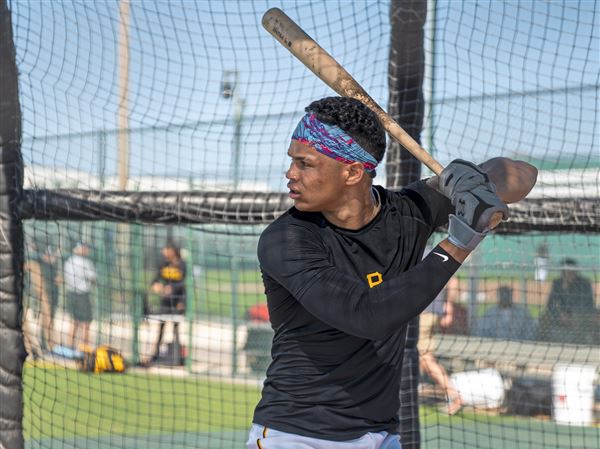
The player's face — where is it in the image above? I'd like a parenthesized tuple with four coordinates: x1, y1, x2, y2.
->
(286, 140, 347, 212)
(163, 247, 175, 260)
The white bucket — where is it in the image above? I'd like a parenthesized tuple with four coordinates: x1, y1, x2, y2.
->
(552, 364, 596, 426)
(450, 368, 504, 408)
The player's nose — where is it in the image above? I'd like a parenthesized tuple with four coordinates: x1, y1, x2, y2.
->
(286, 163, 298, 181)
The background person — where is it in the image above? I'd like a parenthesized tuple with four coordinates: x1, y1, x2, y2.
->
(534, 243, 549, 282)
(474, 286, 536, 340)
(546, 258, 594, 318)
(418, 276, 462, 414)
(23, 242, 53, 358)
(537, 258, 596, 343)
(149, 240, 187, 363)
(63, 242, 96, 349)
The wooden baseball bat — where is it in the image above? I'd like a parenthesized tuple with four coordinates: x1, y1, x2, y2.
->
(261, 7, 444, 176)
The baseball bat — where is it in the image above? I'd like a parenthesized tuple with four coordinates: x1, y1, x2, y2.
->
(261, 7, 527, 230)
(261, 7, 444, 175)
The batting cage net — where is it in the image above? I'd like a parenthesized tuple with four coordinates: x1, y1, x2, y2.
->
(1, 1, 598, 449)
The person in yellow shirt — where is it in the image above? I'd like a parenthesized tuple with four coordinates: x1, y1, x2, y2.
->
(150, 240, 186, 363)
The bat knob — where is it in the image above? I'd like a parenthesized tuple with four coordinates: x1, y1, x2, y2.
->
(488, 211, 505, 230)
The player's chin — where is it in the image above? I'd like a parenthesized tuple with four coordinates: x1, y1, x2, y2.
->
(293, 201, 310, 211)
(292, 199, 318, 212)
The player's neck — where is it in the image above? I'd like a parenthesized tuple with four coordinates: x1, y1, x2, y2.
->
(322, 185, 380, 230)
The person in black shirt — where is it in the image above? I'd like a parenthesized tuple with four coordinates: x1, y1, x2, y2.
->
(247, 97, 536, 449)
(537, 258, 596, 344)
(150, 240, 186, 363)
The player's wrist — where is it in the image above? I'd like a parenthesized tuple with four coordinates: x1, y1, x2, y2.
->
(438, 239, 471, 263)
(447, 214, 488, 251)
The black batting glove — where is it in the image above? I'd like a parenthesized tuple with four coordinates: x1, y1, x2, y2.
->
(439, 159, 509, 251)
(439, 159, 489, 201)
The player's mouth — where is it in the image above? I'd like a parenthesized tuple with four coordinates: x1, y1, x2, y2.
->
(288, 185, 301, 200)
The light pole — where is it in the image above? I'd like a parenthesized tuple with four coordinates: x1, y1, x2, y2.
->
(221, 70, 245, 190)
(221, 70, 245, 375)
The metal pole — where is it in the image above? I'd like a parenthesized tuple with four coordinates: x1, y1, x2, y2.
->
(117, 0, 132, 346)
(221, 70, 244, 375)
(424, 0, 437, 165)
(97, 131, 106, 189)
(95, 225, 107, 346)
(95, 131, 109, 344)
(117, 0, 130, 191)
(233, 96, 245, 190)
(130, 224, 142, 366)
(185, 177, 195, 372)
(184, 245, 195, 371)
(222, 70, 244, 190)
(468, 250, 480, 332)
(231, 256, 240, 376)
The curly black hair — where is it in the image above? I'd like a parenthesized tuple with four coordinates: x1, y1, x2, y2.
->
(305, 96, 386, 166)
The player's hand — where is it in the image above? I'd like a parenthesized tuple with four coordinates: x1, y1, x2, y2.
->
(151, 282, 163, 295)
(440, 159, 509, 230)
(439, 159, 509, 251)
(439, 159, 490, 198)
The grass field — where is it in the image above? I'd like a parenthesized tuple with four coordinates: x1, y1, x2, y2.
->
(23, 365, 260, 440)
(23, 365, 599, 449)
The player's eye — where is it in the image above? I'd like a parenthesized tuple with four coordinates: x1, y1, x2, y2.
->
(290, 158, 309, 169)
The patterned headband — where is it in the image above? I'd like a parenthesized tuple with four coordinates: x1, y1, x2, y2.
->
(291, 113, 378, 172)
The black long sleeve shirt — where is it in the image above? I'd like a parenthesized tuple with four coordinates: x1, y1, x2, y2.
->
(252, 180, 459, 441)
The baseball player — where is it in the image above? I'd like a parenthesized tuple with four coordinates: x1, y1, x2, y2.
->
(246, 96, 536, 449)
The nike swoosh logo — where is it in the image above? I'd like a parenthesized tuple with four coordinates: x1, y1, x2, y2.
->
(433, 252, 449, 262)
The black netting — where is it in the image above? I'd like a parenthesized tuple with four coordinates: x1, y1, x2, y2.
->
(2, 1, 598, 449)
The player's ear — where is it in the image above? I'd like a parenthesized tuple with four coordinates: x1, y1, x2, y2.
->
(344, 162, 366, 185)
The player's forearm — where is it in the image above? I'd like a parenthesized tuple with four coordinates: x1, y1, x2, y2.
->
(297, 244, 461, 340)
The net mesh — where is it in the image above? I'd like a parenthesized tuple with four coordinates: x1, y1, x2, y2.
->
(6, 0, 599, 448)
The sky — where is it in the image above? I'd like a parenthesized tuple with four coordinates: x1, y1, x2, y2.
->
(8, 0, 599, 191)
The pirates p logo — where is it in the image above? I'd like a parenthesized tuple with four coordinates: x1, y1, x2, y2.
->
(366, 271, 383, 288)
